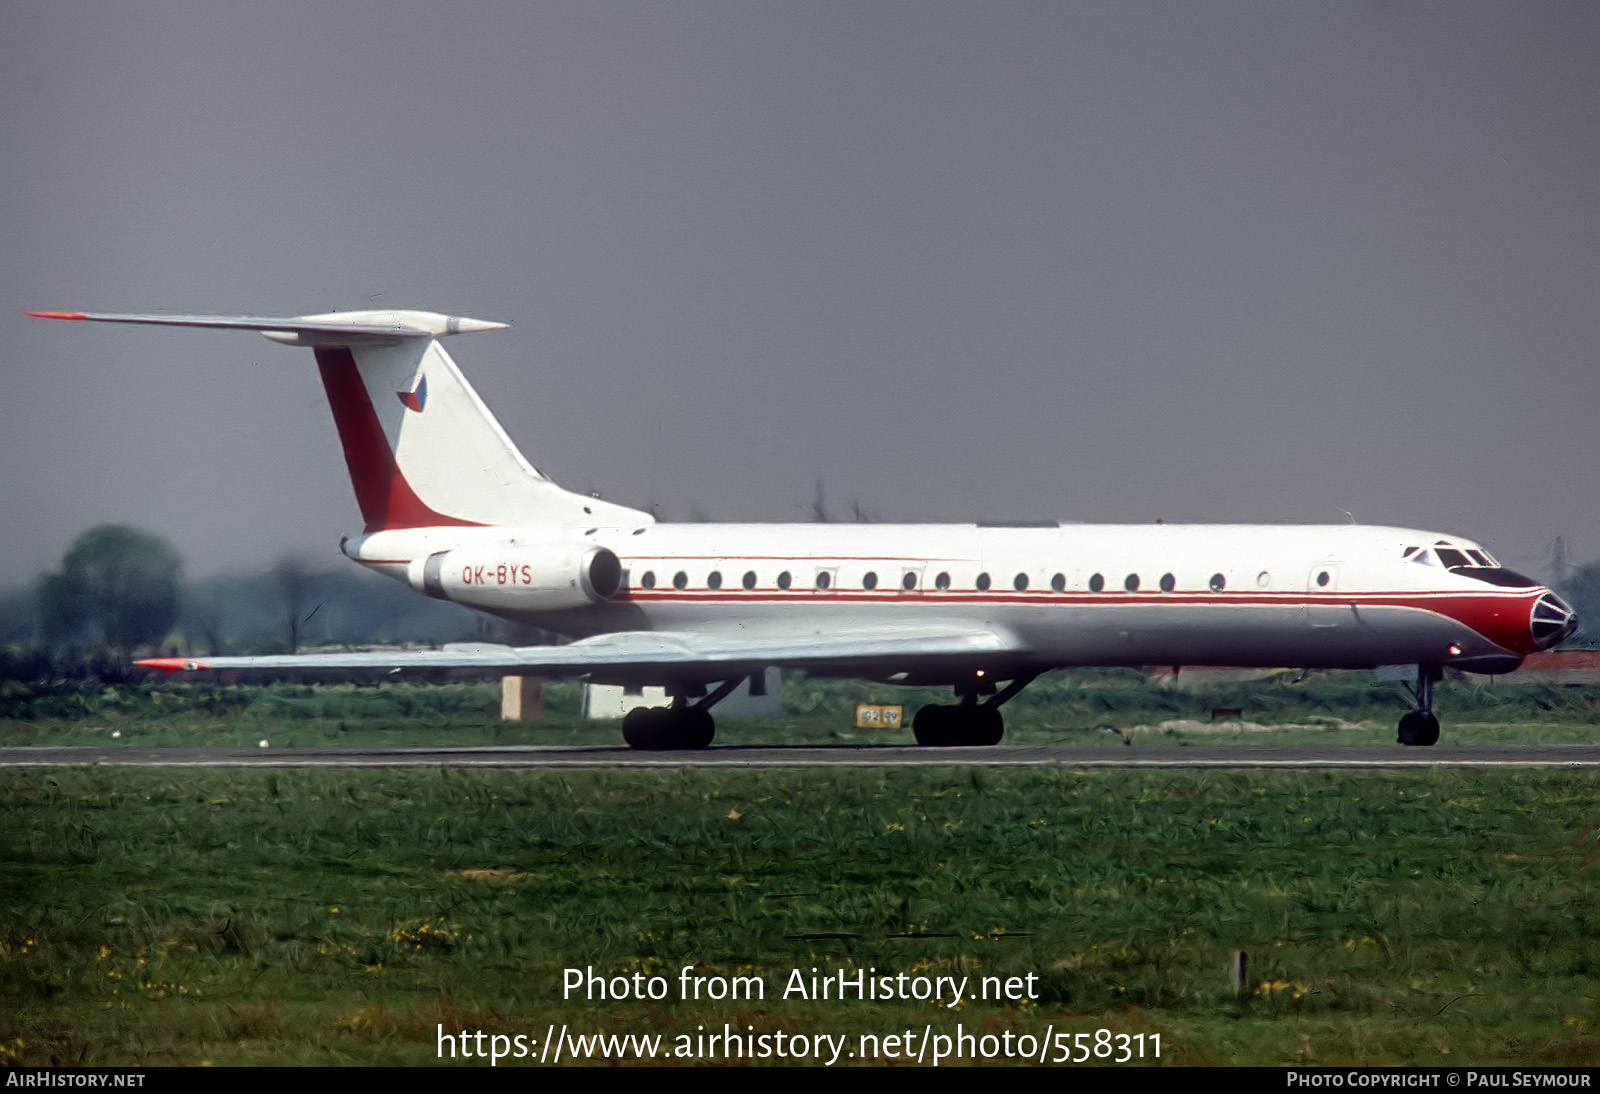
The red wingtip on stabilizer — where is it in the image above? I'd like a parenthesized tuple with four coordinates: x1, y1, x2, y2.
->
(137, 657, 212, 674)
(26, 311, 90, 320)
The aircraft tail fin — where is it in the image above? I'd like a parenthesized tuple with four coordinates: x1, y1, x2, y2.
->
(29, 309, 654, 532)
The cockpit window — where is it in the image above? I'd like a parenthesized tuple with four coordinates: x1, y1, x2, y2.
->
(1450, 566, 1541, 589)
(1411, 545, 1506, 573)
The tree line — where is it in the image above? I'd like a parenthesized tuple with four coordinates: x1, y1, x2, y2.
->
(1, 524, 505, 681)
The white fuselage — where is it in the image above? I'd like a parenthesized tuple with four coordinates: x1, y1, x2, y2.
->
(343, 520, 1556, 681)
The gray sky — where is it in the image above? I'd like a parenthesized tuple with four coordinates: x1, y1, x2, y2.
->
(4, 2, 1597, 579)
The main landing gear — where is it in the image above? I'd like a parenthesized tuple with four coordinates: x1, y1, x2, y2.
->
(1397, 665, 1442, 747)
(622, 677, 750, 750)
(913, 672, 1039, 747)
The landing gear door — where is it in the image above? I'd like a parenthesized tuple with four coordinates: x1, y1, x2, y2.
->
(1306, 563, 1343, 629)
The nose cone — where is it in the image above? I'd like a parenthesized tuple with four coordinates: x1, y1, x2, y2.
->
(1531, 592, 1579, 649)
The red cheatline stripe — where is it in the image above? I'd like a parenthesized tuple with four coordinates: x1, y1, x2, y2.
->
(621, 589, 1538, 604)
(615, 588, 1537, 651)
(625, 555, 973, 562)
(619, 586, 1535, 601)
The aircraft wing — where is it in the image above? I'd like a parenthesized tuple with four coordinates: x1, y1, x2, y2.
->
(137, 626, 1020, 680)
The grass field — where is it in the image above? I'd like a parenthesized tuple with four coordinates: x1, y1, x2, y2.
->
(4, 670, 1600, 748)
(4, 758, 1600, 1066)
(3, 676, 1598, 1066)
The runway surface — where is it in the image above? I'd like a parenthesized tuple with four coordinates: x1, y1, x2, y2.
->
(3, 744, 1598, 769)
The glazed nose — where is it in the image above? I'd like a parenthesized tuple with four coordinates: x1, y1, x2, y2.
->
(1531, 592, 1578, 649)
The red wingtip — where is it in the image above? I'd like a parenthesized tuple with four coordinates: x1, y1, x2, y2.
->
(137, 657, 212, 673)
(26, 311, 89, 320)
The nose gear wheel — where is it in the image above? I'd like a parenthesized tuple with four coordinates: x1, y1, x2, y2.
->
(1397, 665, 1443, 746)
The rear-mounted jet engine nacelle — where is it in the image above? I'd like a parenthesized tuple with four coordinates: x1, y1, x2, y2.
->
(408, 545, 623, 611)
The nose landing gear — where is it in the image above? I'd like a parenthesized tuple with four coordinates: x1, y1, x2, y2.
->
(1397, 665, 1442, 746)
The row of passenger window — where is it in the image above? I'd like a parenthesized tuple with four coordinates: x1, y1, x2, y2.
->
(632, 569, 1233, 593)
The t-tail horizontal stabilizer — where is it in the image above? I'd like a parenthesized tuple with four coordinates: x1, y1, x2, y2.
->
(25, 309, 509, 346)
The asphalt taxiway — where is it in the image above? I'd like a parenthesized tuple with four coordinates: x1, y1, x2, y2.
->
(2, 744, 1597, 769)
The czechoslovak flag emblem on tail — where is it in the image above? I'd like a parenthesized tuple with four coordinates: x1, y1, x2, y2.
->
(397, 374, 428, 412)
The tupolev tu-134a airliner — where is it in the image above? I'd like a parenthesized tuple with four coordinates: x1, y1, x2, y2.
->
(31, 308, 1578, 749)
